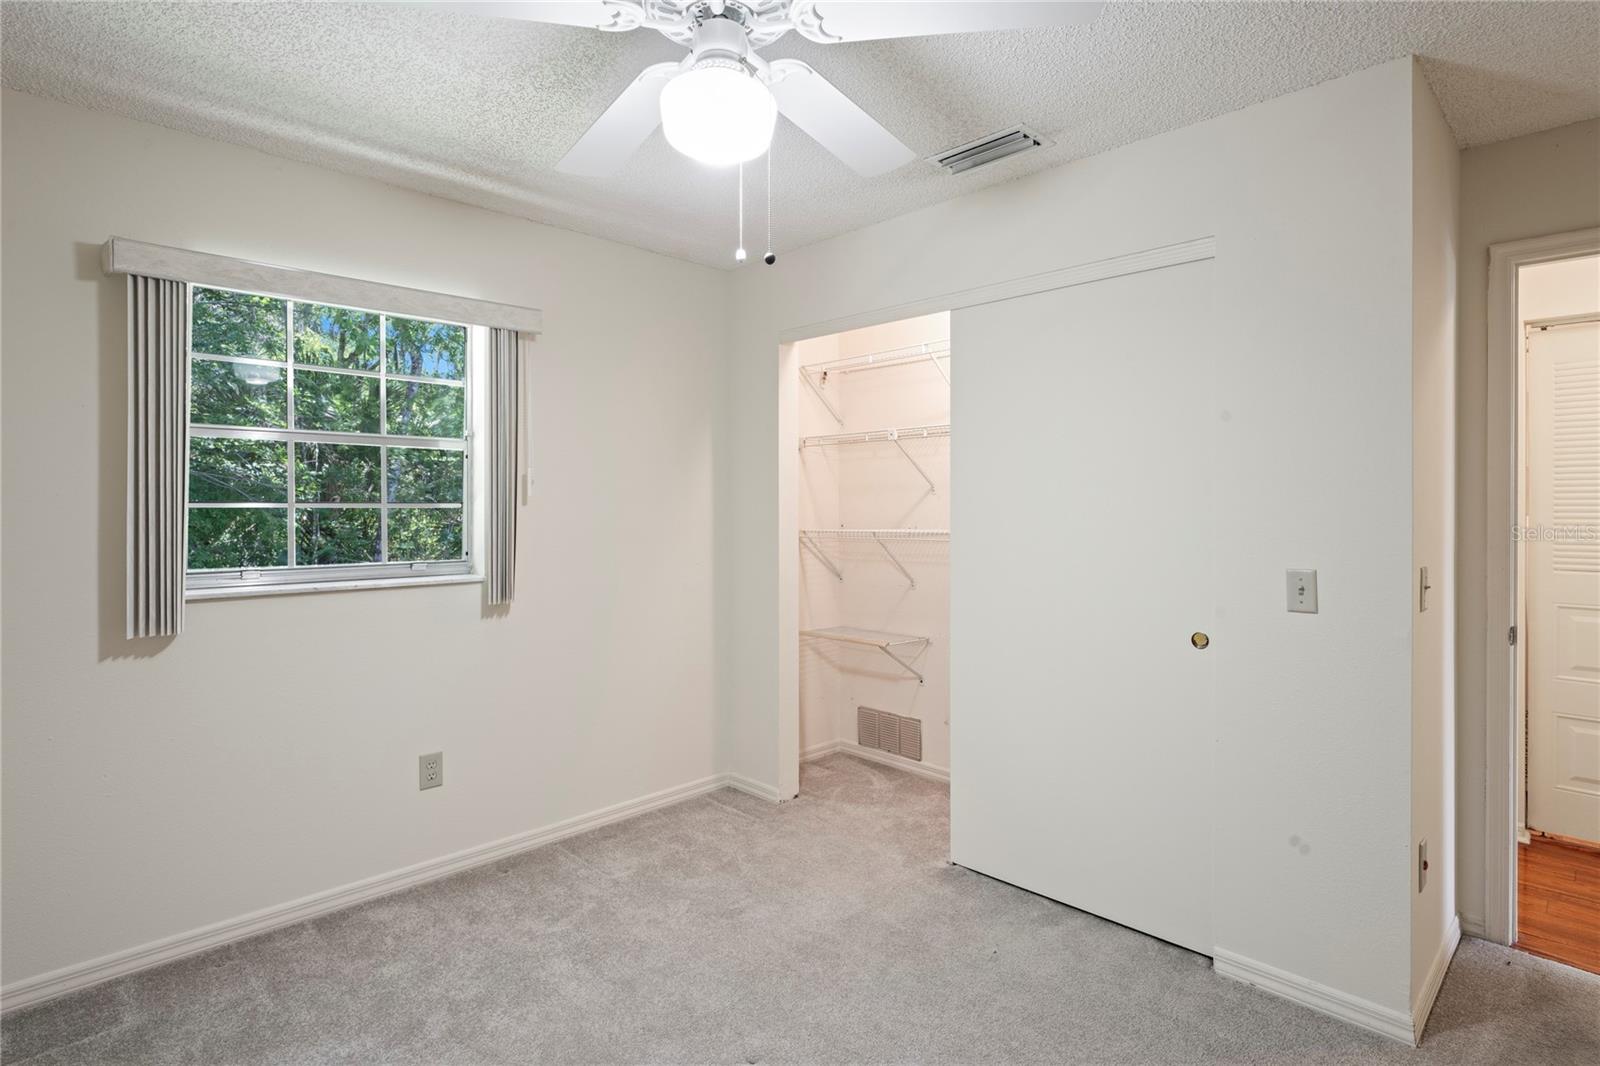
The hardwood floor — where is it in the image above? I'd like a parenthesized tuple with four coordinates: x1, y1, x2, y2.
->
(1517, 835, 1600, 974)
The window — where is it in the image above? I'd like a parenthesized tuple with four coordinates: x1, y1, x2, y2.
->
(186, 286, 472, 592)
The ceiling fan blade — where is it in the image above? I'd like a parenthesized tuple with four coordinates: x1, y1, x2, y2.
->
(556, 62, 680, 176)
(767, 60, 916, 177)
(793, 1, 1104, 43)
(430, 2, 640, 30)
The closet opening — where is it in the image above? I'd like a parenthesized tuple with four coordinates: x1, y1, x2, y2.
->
(794, 312, 951, 790)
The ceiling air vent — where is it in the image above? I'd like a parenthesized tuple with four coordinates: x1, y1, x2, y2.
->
(929, 125, 1049, 175)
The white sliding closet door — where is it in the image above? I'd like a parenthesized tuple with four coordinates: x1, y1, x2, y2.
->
(950, 258, 1217, 955)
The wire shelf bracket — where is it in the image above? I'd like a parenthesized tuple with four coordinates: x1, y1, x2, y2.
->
(800, 363, 844, 427)
(799, 530, 844, 581)
(801, 626, 930, 684)
(798, 341, 950, 429)
(872, 532, 917, 588)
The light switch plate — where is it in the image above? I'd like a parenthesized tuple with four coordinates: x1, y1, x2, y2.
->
(1287, 569, 1318, 614)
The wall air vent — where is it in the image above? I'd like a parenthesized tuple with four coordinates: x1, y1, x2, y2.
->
(857, 707, 924, 762)
(857, 706, 880, 752)
(929, 125, 1049, 175)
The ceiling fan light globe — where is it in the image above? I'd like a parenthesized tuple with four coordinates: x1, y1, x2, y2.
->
(660, 61, 776, 167)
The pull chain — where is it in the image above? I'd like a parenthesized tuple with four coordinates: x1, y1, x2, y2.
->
(735, 161, 747, 263)
(764, 141, 776, 265)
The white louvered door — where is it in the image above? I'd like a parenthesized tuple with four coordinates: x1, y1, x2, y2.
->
(949, 257, 1216, 955)
(1526, 317, 1600, 843)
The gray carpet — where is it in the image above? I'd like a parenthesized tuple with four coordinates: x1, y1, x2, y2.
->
(5, 753, 1598, 1064)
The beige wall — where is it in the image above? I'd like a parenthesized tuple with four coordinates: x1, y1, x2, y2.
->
(1, 89, 728, 988)
(1455, 119, 1600, 935)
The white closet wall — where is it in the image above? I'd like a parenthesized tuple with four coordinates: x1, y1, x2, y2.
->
(735, 58, 1455, 1032)
(797, 313, 951, 772)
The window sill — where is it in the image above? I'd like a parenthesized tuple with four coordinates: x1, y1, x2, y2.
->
(186, 573, 483, 602)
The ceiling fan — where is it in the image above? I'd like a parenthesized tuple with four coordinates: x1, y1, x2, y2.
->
(452, 2, 1105, 176)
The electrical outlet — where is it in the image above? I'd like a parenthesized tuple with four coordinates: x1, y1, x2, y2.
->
(419, 752, 443, 791)
(1418, 839, 1428, 892)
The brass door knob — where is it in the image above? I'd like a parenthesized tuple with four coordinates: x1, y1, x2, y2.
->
(1191, 632, 1210, 650)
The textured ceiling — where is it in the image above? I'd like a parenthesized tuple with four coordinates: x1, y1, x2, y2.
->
(3, 2, 1597, 268)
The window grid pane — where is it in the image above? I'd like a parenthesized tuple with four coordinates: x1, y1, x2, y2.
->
(188, 507, 289, 571)
(386, 316, 467, 381)
(190, 357, 288, 429)
(192, 287, 287, 361)
(296, 507, 382, 566)
(187, 291, 469, 577)
(189, 437, 288, 503)
(388, 507, 464, 562)
(294, 304, 381, 371)
(295, 369, 381, 434)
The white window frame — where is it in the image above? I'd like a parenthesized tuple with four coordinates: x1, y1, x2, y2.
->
(185, 284, 476, 595)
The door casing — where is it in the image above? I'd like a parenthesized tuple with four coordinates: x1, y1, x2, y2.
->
(1483, 228, 1600, 944)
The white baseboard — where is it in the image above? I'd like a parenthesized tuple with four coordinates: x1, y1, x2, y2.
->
(1458, 913, 1487, 940)
(1213, 948, 1414, 1046)
(2, 771, 755, 1014)
(722, 772, 783, 803)
(802, 739, 950, 784)
(801, 739, 843, 761)
(1412, 914, 1462, 1044)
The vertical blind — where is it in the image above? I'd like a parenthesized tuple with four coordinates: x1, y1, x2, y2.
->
(126, 274, 189, 638)
(485, 327, 521, 605)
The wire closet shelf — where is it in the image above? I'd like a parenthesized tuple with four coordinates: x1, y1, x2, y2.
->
(800, 626, 930, 684)
(797, 338, 951, 682)
(799, 529, 948, 590)
(799, 528, 950, 540)
(802, 339, 951, 377)
(799, 423, 950, 448)
(799, 425, 950, 492)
